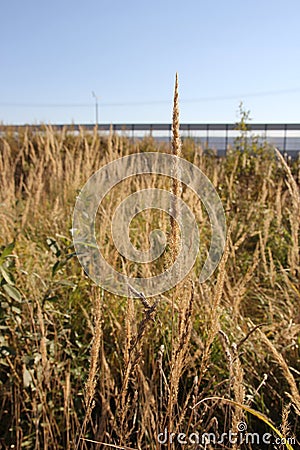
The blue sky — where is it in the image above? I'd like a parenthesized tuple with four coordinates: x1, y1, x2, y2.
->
(1, 0, 300, 124)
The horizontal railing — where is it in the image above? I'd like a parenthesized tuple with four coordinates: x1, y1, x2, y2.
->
(1, 123, 300, 155)
(3, 123, 300, 131)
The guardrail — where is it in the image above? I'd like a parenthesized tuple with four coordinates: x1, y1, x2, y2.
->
(2, 123, 300, 155)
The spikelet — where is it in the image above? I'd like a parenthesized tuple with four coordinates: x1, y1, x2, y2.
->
(170, 72, 182, 263)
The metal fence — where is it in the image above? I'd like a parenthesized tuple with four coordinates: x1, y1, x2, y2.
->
(2, 123, 300, 156)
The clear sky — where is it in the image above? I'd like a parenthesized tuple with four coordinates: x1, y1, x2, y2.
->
(1, 0, 300, 124)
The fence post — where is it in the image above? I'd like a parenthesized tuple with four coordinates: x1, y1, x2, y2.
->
(283, 124, 287, 153)
(206, 124, 209, 149)
(225, 124, 228, 155)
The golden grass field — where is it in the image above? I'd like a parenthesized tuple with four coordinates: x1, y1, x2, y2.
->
(0, 89, 300, 449)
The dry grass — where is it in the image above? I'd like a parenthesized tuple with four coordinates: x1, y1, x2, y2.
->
(0, 102, 300, 449)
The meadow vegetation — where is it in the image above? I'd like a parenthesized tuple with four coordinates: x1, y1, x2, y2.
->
(0, 106, 300, 449)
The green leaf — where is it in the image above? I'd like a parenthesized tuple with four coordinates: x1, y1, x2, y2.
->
(0, 266, 15, 285)
(3, 284, 22, 302)
(52, 260, 62, 276)
(12, 306, 21, 315)
(46, 237, 61, 257)
(44, 295, 59, 303)
(0, 241, 15, 260)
